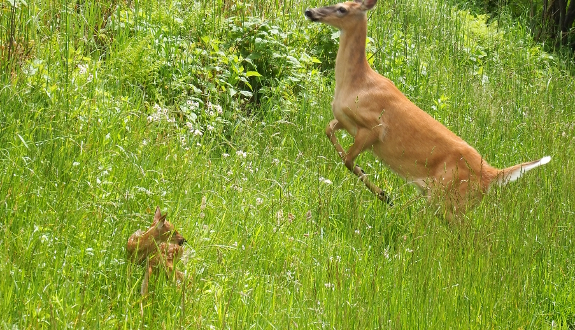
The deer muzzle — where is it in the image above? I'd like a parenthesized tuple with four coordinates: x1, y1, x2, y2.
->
(304, 9, 320, 21)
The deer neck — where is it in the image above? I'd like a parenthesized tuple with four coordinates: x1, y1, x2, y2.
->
(334, 18, 370, 94)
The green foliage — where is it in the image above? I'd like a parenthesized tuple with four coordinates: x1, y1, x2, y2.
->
(458, 0, 575, 53)
(1, 0, 35, 75)
(227, 17, 301, 103)
(305, 24, 340, 72)
(1, 0, 575, 328)
(97, 2, 326, 144)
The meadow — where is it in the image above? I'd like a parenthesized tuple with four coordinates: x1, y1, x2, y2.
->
(1, 0, 574, 328)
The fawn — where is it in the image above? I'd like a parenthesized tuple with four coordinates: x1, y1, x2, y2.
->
(305, 0, 550, 219)
(127, 206, 186, 295)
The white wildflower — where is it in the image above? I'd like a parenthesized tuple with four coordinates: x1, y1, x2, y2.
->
(147, 104, 176, 123)
(207, 101, 223, 115)
(236, 150, 247, 158)
(78, 63, 88, 75)
(186, 100, 200, 110)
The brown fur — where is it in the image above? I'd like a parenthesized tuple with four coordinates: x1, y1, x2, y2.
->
(305, 0, 550, 219)
(127, 206, 186, 295)
(140, 242, 185, 296)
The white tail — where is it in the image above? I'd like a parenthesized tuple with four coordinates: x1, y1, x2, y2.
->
(496, 156, 551, 186)
(305, 0, 550, 218)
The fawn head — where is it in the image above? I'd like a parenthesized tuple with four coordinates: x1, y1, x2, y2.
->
(151, 206, 186, 246)
(305, 0, 377, 29)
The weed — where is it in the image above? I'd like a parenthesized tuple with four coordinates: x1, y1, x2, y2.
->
(0, 0, 574, 328)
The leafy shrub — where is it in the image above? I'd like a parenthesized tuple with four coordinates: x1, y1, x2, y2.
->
(224, 16, 322, 108)
(304, 24, 340, 73)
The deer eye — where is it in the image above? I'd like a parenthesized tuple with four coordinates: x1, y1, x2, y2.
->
(337, 7, 347, 14)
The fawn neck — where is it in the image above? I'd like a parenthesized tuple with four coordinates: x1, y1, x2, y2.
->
(335, 16, 370, 93)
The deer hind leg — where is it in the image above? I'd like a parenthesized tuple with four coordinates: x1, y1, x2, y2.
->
(164, 260, 185, 285)
(325, 120, 392, 205)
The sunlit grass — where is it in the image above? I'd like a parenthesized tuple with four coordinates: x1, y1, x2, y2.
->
(1, 0, 574, 328)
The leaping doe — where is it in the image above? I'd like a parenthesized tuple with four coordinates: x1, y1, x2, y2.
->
(305, 0, 550, 219)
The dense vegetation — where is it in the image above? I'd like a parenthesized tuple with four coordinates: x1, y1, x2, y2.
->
(469, 0, 575, 51)
(1, 0, 574, 328)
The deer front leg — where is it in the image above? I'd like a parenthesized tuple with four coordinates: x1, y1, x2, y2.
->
(141, 262, 152, 296)
(325, 120, 392, 205)
(325, 119, 370, 176)
(324, 120, 363, 171)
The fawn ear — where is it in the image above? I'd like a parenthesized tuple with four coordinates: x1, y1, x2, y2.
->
(153, 207, 167, 229)
(155, 217, 165, 230)
(153, 206, 162, 223)
(360, 0, 377, 10)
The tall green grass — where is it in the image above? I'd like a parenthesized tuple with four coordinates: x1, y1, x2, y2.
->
(1, 0, 574, 328)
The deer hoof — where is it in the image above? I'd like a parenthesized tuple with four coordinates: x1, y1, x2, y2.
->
(377, 191, 393, 206)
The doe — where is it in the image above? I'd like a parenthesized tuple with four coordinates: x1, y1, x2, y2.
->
(305, 0, 550, 219)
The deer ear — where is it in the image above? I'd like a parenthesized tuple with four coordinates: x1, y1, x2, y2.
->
(360, 0, 377, 10)
(156, 215, 166, 230)
(153, 206, 162, 223)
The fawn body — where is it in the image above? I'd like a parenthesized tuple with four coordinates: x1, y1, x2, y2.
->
(127, 207, 186, 295)
(305, 0, 550, 218)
